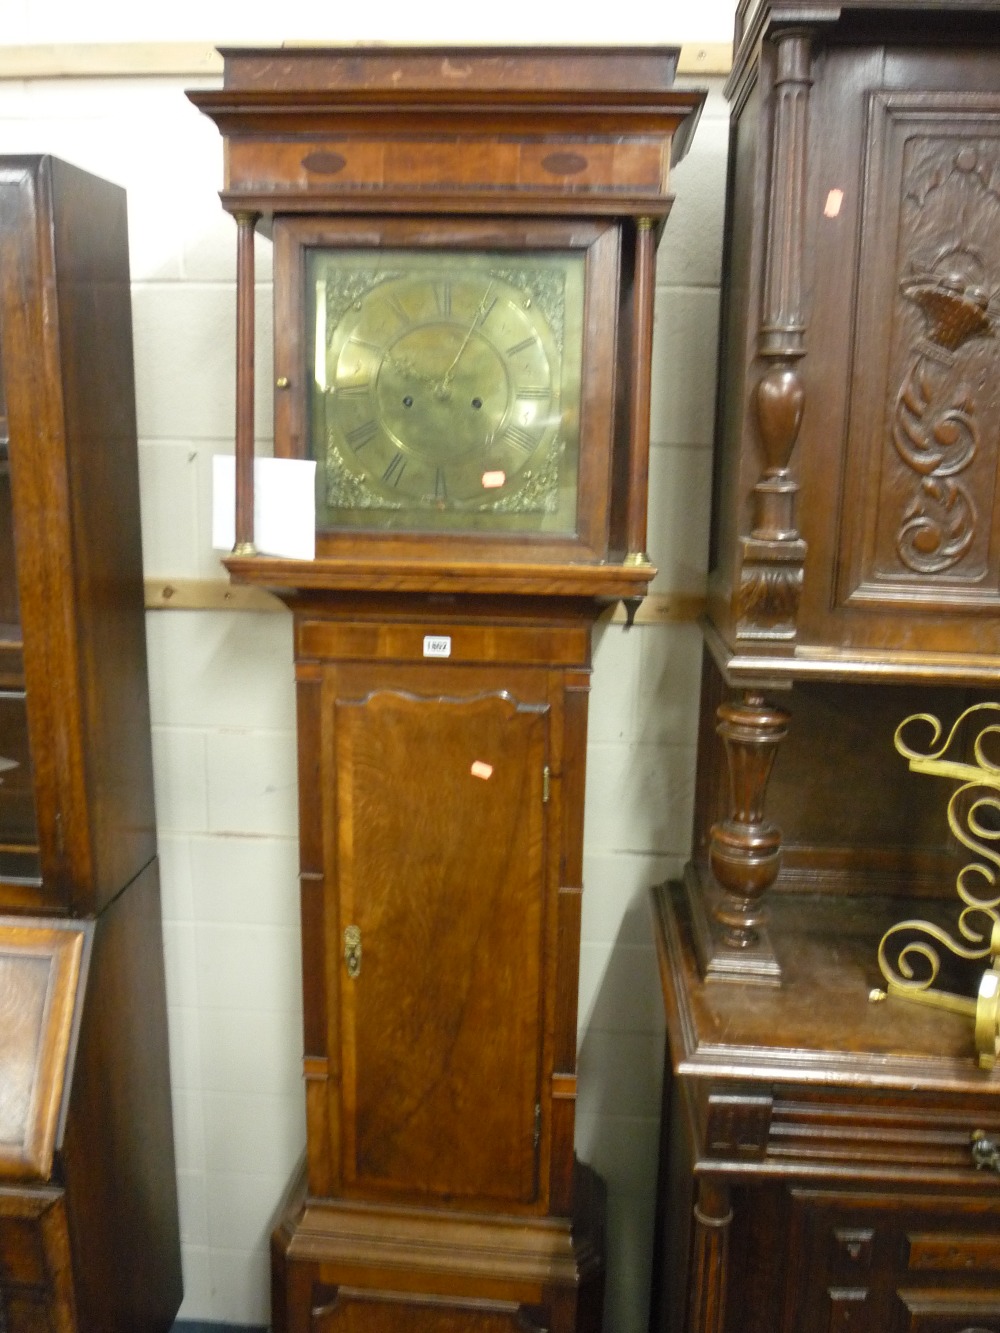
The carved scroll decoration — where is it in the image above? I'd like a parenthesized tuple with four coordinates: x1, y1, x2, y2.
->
(736, 31, 812, 640)
(887, 141, 999, 582)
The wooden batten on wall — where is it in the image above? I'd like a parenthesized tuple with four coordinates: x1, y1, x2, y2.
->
(142, 579, 705, 625)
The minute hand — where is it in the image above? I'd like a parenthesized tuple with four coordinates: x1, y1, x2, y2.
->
(440, 282, 496, 388)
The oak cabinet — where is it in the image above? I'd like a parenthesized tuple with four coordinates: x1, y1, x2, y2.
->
(653, 1, 1000, 1330)
(0, 156, 181, 1332)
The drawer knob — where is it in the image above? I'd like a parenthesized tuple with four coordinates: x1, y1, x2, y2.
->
(971, 1130, 1000, 1173)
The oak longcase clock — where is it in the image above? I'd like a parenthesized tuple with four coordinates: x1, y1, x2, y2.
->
(191, 46, 702, 1333)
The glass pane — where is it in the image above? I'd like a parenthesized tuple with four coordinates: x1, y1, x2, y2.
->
(306, 247, 585, 536)
(0, 353, 20, 633)
(0, 690, 40, 884)
(0, 351, 37, 885)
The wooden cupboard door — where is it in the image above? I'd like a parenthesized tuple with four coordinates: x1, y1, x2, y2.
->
(329, 674, 549, 1207)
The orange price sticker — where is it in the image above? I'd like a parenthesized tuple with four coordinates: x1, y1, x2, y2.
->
(470, 760, 494, 781)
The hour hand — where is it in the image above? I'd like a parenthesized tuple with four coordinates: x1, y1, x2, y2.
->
(385, 351, 439, 388)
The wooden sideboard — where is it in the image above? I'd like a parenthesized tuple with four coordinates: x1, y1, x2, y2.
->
(652, 883, 1000, 1333)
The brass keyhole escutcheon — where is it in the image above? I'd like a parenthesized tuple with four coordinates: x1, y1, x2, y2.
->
(344, 925, 362, 979)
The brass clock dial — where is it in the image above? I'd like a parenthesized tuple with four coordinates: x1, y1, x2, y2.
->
(307, 249, 585, 535)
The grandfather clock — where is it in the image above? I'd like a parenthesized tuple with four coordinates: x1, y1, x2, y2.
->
(0, 156, 181, 1332)
(191, 46, 703, 1332)
(651, 4, 1000, 1331)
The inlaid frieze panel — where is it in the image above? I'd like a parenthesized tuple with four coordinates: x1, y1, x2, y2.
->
(838, 94, 1000, 613)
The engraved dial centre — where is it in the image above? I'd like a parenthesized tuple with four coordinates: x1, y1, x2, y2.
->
(376, 322, 511, 468)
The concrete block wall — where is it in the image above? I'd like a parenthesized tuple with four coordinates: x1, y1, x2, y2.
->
(0, 16, 732, 1327)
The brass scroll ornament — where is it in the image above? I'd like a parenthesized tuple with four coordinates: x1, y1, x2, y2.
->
(871, 704, 1000, 1070)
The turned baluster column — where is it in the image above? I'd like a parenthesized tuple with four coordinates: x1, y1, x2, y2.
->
(709, 692, 790, 950)
(736, 29, 812, 640)
(233, 209, 259, 556)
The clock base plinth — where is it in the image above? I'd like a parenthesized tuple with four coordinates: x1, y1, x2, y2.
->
(270, 1163, 606, 1333)
(682, 862, 782, 987)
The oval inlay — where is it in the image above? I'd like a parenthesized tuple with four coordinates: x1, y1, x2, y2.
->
(541, 151, 589, 177)
(301, 150, 348, 176)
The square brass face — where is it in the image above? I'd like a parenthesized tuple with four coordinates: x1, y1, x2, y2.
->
(305, 248, 585, 536)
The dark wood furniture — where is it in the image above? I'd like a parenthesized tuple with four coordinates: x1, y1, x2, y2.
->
(0, 155, 182, 1332)
(652, 1, 1000, 1330)
(651, 883, 1000, 1333)
(190, 47, 703, 1333)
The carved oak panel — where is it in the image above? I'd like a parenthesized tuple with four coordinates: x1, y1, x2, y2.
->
(839, 94, 1000, 613)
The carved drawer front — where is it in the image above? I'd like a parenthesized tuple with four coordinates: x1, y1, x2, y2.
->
(782, 1190, 1000, 1333)
(908, 1234, 1000, 1274)
(837, 91, 1000, 622)
(311, 1288, 546, 1332)
(0, 1186, 78, 1331)
(897, 1290, 1000, 1333)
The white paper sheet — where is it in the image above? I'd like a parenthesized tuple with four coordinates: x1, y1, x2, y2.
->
(212, 455, 317, 561)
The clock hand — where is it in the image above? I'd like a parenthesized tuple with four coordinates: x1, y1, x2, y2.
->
(438, 281, 496, 392)
(385, 351, 440, 388)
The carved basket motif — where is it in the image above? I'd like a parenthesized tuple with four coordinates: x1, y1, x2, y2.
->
(839, 95, 1000, 612)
